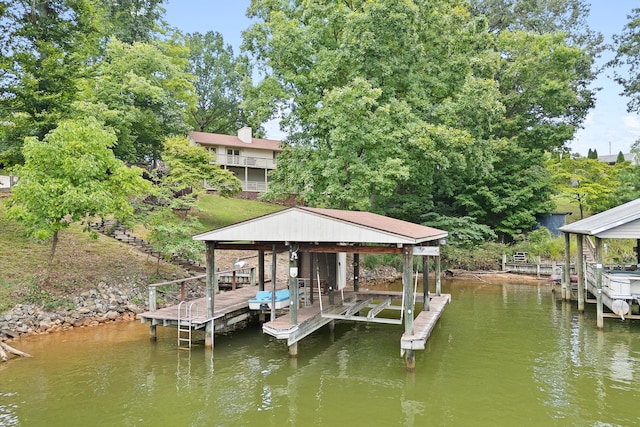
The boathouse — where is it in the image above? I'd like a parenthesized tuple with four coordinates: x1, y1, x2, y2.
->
(188, 206, 450, 370)
(558, 198, 640, 326)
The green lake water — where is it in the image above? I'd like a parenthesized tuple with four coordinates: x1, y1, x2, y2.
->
(2, 280, 640, 426)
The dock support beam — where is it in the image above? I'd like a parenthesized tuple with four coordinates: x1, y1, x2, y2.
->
(289, 243, 298, 325)
(403, 245, 415, 371)
(435, 252, 441, 296)
(577, 235, 584, 312)
(289, 342, 298, 358)
(258, 250, 265, 291)
(596, 237, 604, 329)
(563, 233, 571, 301)
(205, 320, 214, 348)
(423, 256, 429, 311)
(353, 253, 360, 292)
(205, 241, 216, 349)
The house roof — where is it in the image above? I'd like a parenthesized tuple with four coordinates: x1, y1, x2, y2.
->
(189, 131, 282, 152)
(193, 206, 448, 245)
(598, 153, 638, 164)
(558, 198, 640, 238)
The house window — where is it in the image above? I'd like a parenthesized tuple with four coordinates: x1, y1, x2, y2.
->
(227, 149, 240, 165)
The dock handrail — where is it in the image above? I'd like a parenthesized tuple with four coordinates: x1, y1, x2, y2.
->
(148, 274, 206, 311)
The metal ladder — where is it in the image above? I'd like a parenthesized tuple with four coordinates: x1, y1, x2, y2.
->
(177, 301, 198, 350)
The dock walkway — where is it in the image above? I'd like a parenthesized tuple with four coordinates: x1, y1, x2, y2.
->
(139, 285, 283, 331)
(401, 294, 451, 350)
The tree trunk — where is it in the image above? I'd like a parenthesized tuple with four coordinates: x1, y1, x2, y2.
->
(0, 342, 32, 362)
(48, 230, 59, 265)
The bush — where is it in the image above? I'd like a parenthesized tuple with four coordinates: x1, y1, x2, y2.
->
(441, 241, 508, 270)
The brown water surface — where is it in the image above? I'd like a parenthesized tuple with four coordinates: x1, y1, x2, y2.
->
(2, 280, 640, 426)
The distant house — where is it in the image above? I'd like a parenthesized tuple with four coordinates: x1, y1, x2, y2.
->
(189, 127, 282, 195)
(598, 153, 639, 166)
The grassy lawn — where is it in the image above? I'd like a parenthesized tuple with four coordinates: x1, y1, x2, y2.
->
(0, 194, 284, 312)
(194, 194, 284, 231)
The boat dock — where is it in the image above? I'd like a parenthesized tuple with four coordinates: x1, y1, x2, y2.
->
(140, 283, 450, 363)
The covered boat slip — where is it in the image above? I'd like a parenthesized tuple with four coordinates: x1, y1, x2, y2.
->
(192, 206, 450, 370)
(558, 198, 640, 326)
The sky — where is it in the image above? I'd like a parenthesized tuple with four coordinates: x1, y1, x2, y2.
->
(164, 0, 640, 156)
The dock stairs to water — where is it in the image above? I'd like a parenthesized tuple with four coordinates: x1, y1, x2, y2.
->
(177, 301, 199, 350)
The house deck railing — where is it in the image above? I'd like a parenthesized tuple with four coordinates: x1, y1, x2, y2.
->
(212, 155, 276, 169)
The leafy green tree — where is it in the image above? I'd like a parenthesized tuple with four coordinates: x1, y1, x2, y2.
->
(546, 155, 615, 218)
(611, 8, 640, 113)
(0, 0, 104, 166)
(186, 31, 248, 134)
(147, 210, 204, 274)
(246, 0, 593, 238)
(7, 118, 151, 264)
(161, 136, 241, 199)
(616, 151, 626, 163)
(99, 0, 166, 44)
(145, 137, 241, 270)
(76, 38, 195, 163)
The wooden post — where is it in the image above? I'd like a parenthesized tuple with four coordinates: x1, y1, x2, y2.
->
(406, 349, 416, 372)
(563, 232, 571, 301)
(502, 254, 506, 271)
(289, 341, 298, 358)
(259, 250, 265, 291)
(309, 254, 315, 305)
(536, 256, 541, 278)
(148, 287, 157, 311)
(403, 245, 414, 371)
(353, 253, 360, 292)
(577, 235, 584, 312)
(205, 320, 214, 348)
(423, 256, 430, 311)
(148, 286, 157, 341)
(232, 270, 236, 291)
(596, 237, 604, 329)
(289, 244, 298, 325)
(206, 242, 216, 318)
(271, 244, 277, 321)
(435, 253, 442, 297)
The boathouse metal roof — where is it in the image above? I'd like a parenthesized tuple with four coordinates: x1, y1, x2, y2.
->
(193, 206, 448, 245)
(558, 198, 640, 238)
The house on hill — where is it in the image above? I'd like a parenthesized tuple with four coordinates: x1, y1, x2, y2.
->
(598, 152, 639, 166)
(189, 127, 282, 196)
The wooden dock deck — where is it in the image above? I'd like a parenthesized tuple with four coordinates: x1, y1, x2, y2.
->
(263, 290, 451, 350)
(139, 285, 284, 330)
(401, 294, 451, 350)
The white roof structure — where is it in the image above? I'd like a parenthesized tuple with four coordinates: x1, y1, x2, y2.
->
(194, 206, 447, 245)
(558, 198, 640, 238)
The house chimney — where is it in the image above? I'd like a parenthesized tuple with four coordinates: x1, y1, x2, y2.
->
(238, 126, 252, 143)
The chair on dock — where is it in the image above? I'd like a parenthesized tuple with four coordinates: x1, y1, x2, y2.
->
(248, 289, 291, 310)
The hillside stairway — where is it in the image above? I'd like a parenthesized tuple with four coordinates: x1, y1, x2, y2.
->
(91, 219, 206, 274)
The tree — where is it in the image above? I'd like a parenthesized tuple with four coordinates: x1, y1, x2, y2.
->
(7, 118, 151, 264)
(99, 0, 166, 44)
(145, 137, 241, 270)
(611, 8, 640, 113)
(0, 0, 104, 166)
(617, 151, 626, 163)
(161, 136, 242, 199)
(546, 155, 615, 218)
(186, 31, 248, 134)
(76, 38, 195, 163)
(245, 0, 595, 238)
